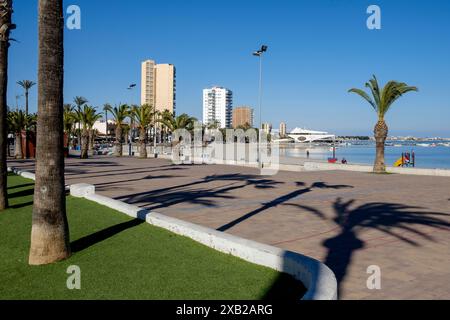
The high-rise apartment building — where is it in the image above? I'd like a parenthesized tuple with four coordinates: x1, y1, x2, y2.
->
(141, 60, 176, 114)
(141, 60, 156, 107)
(232, 106, 254, 128)
(262, 123, 272, 134)
(280, 122, 287, 137)
(203, 86, 233, 128)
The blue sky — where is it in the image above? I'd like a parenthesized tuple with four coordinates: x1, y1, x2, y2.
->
(8, 0, 450, 136)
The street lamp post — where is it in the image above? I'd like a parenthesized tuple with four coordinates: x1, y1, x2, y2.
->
(153, 109, 158, 158)
(127, 84, 137, 156)
(253, 45, 268, 168)
(15, 94, 23, 112)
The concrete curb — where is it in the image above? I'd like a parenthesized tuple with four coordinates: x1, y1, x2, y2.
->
(155, 153, 450, 177)
(304, 161, 450, 177)
(8, 167, 36, 181)
(70, 183, 338, 300)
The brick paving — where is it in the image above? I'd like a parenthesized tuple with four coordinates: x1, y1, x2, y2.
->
(8, 156, 450, 300)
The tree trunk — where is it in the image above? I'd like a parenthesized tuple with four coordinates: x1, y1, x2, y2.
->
(29, 0, 71, 265)
(88, 129, 94, 151)
(14, 132, 22, 159)
(373, 119, 388, 174)
(139, 127, 147, 158)
(0, 0, 12, 210)
(80, 128, 89, 159)
(24, 90, 28, 158)
(114, 125, 122, 157)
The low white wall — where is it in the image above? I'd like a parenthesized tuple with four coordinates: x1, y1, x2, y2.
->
(9, 167, 36, 180)
(304, 161, 450, 177)
(70, 183, 338, 300)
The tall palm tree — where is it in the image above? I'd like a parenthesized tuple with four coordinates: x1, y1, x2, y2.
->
(17, 80, 36, 116)
(7, 110, 25, 159)
(131, 104, 154, 158)
(104, 104, 130, 157)
(29, 0, 71, 265)
(73, 96, 87, 148)
(0, 0, 14, 210)
(17, 80, 35, 158)
(349, 75, 418, 173)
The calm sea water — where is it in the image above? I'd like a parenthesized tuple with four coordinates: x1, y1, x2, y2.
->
(279, 142, 450, 169)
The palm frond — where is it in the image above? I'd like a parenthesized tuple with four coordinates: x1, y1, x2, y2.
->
(348, 88, 376, 110)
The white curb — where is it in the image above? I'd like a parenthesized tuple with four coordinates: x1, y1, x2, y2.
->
(70, 183, 338, 300)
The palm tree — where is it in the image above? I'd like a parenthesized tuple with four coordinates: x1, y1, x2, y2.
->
(7, 110, 25, 159)
(75, 105, 101, 159)
(63, 103, 75, 148)
(17, 80, 36, 116)
(159, 109, 172, 144)
(17, 80, 36, 158)
(104, 104, 130, 156)
(349, 76, 418, 173)
(0, 0, 14, 210)
(131, 104, 154, 158)
(73, 96, 88, 148)
(29, 0, 71, 265)
(158, 113, 197, 147)
(85, 106, 102, 152)
(25, 113, 37, 133)
(207, 120, 221, 130)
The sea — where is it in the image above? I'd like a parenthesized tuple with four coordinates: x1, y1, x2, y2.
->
(279, 141, 450, 169)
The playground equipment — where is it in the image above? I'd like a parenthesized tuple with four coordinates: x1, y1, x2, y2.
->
(328, 145, 338, 163)
(394, 151, 415, 167)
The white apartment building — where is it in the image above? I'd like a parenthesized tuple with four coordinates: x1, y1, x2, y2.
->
(202, 86, 233, 128)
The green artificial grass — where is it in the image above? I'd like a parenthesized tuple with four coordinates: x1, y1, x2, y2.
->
(0, 174, 305, 300)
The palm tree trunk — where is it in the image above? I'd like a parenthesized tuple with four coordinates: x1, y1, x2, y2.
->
(0, 0, 13, 210)
(14, 132, 23, 159)
(114, 125, 122, 157)
(88, 129, 94, 151)
(139, 127, 147, 158)
(373, 119, 388, 173)
(80, 128, 89, 159)
(29, 0, 71, 265)
(24, 90, 29, 158)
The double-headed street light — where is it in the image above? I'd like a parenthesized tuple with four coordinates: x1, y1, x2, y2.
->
(253, 45, 268, 167)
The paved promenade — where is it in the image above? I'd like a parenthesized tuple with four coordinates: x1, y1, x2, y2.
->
(8, 156, 450, 300)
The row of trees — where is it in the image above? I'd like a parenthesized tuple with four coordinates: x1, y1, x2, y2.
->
(105, 104, 197, 158)
(6, 95, 200, 161)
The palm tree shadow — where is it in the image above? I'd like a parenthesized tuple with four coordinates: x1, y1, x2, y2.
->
(316, 198, 450, 297)
(7, 183, 34, 190)
(71, 218, 144, 253)
(116, 173, 284, 212)
(217, 182, 353, 232)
